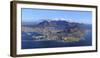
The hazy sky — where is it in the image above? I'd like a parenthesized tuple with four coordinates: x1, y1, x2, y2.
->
(21, 8, 92, 24)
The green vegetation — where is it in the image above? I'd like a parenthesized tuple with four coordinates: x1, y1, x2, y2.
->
(63, 37, 80, 42)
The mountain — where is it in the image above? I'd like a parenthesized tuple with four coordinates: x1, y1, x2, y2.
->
(22, 19, 92, 42)
(22, 20, 91, 32)
(36, 20, 84, 30)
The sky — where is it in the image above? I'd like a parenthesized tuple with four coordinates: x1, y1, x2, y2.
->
(21, 8, 92, 24)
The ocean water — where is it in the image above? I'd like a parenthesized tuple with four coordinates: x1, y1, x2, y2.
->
(21, 30, 92, 49)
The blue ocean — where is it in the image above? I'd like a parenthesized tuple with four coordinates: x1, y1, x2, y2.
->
(21, 29, 92, 49)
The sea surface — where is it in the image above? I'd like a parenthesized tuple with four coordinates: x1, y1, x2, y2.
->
(21, 30, 92, 49)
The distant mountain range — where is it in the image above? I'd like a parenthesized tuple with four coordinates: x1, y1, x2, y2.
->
(22, 20, 91, 30)
(22, 20, 92, 42)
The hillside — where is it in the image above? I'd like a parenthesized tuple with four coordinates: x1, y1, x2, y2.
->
(22, 20, 91, 42)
